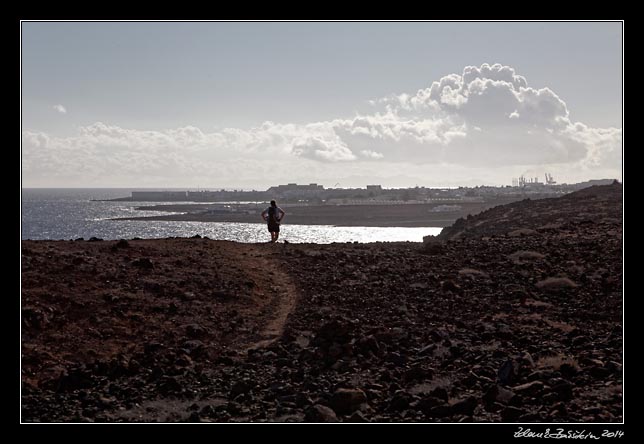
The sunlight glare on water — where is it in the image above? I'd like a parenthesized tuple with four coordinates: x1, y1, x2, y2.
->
(108, 221, 442, 243)
(21, 189, 443, 242)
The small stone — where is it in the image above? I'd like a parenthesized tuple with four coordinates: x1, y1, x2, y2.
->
(330, 388, 368, 415)
(304, 404, 339, 423)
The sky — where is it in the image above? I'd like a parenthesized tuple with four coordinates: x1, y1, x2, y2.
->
(21, 21, 623, 189)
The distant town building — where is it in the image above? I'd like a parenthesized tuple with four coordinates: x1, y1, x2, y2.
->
(266, 183, 325, 199)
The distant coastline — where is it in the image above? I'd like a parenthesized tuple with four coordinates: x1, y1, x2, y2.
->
(113, 201, 510, 228)
(97, 179, 615, 204)
(104, 179, 616, 228)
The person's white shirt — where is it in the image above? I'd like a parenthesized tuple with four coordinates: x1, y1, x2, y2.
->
(261, 206, 285, 222)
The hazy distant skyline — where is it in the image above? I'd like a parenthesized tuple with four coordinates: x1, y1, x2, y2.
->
(21, 21, 622, 188)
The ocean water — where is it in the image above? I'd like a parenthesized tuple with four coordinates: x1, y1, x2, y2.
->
(21, 189, 442, 243)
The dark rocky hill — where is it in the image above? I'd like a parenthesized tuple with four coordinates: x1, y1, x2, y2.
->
(437, 182, 622, 241)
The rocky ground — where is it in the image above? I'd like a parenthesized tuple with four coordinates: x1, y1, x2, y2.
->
(21, 183, 623, 422)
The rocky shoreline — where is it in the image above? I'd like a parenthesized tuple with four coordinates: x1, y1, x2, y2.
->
(21, 183, 623, 422)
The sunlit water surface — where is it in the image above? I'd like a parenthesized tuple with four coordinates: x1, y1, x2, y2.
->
(21, 189, 442, 243)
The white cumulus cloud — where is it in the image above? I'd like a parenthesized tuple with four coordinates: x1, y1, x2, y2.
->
(23, 63, 621, 187)
(359, 63, 620, 169)
(292, 136, 357, 162)
(359, 150, 384, 160)
(53, 104, 67, 114)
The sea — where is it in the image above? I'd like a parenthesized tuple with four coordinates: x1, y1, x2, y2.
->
(21, 189, 442, 244)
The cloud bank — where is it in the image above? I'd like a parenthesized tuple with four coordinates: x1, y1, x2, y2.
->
(23, 64, 621, 187)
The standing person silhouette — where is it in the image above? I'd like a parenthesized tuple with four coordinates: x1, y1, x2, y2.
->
(261, 200, 286, 243)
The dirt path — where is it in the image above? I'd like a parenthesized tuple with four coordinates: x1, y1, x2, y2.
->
(233, 245, 299, 351)
(21, 240, 300, 389)
(22, 239, 303, 422)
